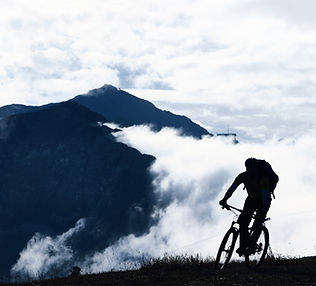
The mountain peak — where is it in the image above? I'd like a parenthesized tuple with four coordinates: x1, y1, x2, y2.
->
(73, 85, 212, 138)
(86, 84, 119, 96)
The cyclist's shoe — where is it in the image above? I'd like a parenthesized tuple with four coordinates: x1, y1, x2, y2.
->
(236, 245, 257, 256)
(236, 247, 246, 256)
(245, 244, 260, 255)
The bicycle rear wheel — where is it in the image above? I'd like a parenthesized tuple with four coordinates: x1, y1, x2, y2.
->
(245, 226, 269, 269)
(215, 227, 238, 270)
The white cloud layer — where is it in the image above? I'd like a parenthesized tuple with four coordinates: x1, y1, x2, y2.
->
(11, 125, 316, 277)
(114, 126, 316, 253)
(78, 126, 316, 273)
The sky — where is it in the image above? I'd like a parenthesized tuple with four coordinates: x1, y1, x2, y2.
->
(3, 0, 316, 278)
(1, 0, 316, 140)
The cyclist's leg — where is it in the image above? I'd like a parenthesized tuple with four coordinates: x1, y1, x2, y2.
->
(249, 194, 271, 247)
(238, 197, 256, 252)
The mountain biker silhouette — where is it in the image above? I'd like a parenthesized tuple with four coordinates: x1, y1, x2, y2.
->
(219, 158, 278, 256)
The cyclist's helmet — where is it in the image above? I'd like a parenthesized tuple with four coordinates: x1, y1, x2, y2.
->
(245, 157, 257, 171)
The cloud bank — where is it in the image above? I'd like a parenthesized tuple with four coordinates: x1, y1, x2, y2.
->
(111, 125, 316, 260)
(11, 125, 316, 277)
(56, 126, 316, 274)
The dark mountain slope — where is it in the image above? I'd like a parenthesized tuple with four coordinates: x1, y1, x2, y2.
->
(72, 85, 211, 138)
(0, 101, 155, 276)
(0, 103, 52, 119)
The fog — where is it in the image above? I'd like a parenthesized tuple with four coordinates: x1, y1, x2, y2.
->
(12, 125, 316, 277)
(11, 219, 85, 279)
(82, 126, 316, 272)
(113, 127, 316, 256)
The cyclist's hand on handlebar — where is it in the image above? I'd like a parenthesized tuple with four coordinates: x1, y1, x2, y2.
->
(219, 199, 230, 210)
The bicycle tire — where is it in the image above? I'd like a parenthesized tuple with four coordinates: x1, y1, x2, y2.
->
(215, 227, 239, 270)
(245, 225, 269, 269)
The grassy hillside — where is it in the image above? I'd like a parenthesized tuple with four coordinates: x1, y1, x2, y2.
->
(3, 255, 316, 286)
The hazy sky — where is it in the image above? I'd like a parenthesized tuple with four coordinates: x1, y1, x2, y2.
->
(1, 0, 316, 140)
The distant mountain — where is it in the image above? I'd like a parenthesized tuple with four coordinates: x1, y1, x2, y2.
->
(0, 101, 155, 277)
(0, 85, 212, 138)
(0, 103, 52, 119)
(72, 85, 212, 138)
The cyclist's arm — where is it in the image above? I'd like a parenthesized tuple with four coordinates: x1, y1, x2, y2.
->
(221, 173, 244, 202)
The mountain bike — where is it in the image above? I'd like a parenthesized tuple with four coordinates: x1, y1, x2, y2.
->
(215, 204, 270, 270)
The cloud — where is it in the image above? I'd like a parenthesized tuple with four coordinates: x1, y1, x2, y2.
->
(240, 0, 316, 27)
(11, 219, 85, 280)
(52, 125, 314, 275)
(10, 125, 316, 277)
(112, 64, 172, 90)
(2, 0, 316, 111)
(126, 87, 316, 142)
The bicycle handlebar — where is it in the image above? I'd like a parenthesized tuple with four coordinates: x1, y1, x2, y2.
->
(222, 204, 243, 213)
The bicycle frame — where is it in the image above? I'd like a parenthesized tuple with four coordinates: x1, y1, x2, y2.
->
(223, 203, 270, 222)
(215, 204, 270, 270)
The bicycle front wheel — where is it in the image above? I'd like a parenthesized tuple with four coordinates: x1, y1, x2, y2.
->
(245, 226, 269, 269)
(215, 227, 238, 270)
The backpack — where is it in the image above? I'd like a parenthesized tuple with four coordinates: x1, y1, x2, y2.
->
(257, 159, 279, 198)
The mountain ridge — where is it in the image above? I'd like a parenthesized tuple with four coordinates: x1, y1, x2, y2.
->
(0, 101, 156, 277)
(72, 84, 211, 138)
(0, 85, 212, 139)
